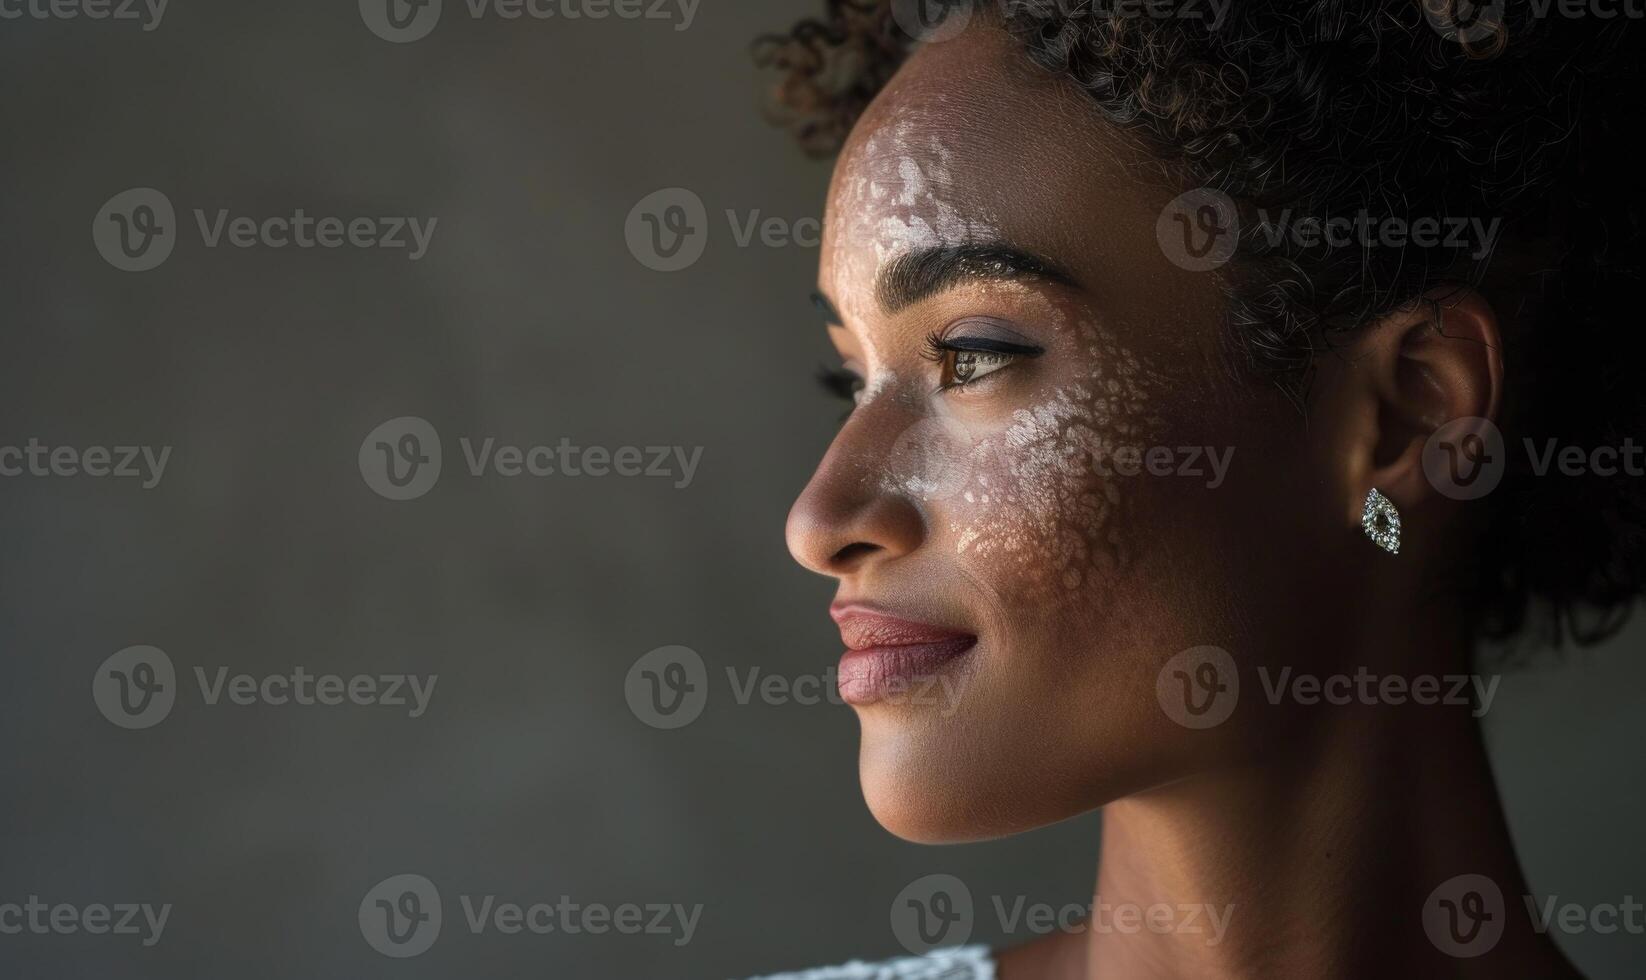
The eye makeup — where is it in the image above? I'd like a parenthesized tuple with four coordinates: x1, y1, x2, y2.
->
(921, 333, 1043, 391)
(816, 365, 864, 404)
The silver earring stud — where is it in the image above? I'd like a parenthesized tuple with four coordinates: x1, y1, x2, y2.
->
(1362, 488, 1401, 555)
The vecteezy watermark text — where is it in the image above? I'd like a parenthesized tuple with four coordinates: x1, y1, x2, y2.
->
(358, 416, 703, 501)
(360, 0, 699, 43)
(0, 897, 171, 946)
(0, 439, 170, 489)
(357, 874, 700, 958)
(623, 646, 968, 730)
(93, 645, 436, 730)
(0, 0, 166, 29)
(1155, 647, 1501, 730)
(1156, 188, 1502, 273)
(889, 873, 1234, 955)
(94, 188, 436, 272)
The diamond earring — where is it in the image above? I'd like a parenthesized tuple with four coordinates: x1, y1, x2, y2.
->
(1362, 488, 1401, 555)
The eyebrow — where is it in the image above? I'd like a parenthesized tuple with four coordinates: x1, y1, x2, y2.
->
(876, 242, 1079, 315)
(809, 241, 1079, 326)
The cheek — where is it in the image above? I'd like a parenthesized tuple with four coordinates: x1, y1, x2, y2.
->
(947, 313, 1167, 603)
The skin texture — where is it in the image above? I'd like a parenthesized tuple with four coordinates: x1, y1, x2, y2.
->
(785, 18, 1581, 980)
(790, 20, 1330, 841)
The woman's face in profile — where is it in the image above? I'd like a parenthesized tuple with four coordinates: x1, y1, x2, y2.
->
(786, 23, 1361, 842)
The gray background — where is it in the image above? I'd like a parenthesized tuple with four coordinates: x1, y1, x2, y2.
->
(0, 2, 1641, 977)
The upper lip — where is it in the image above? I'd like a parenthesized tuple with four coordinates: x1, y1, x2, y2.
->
(829, 602, 975, 651)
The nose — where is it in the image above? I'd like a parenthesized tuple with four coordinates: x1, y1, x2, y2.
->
(786, 423, 927, 579)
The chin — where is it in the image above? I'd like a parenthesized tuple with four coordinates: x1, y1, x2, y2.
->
(853, 713, 1114, 845)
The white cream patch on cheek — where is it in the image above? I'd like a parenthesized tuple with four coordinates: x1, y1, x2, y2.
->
(951, 316, 1163, 596)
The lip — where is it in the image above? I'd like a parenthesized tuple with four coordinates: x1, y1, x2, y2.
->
(830, 603, 977, 706)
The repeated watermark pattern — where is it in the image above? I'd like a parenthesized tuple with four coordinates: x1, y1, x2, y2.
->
(1424, 873, 1643, 958)
(0, 0, 165, 27)
(622, 645, 967, 730)
(0, 897, 171, 947)
(358, 874, 700, 958)
(360, 0, 699, 43)
(1425, 0, 1646, 48)
(889, 0, 1234, 44)
(0, 439, 170, 488)
(890, 873, 1234, 956)
(93, 188, 436, 272)
(1157, 189, 1501, 273)
(1424, 415, 1646, 500)
(625, 188, 827, 272)
(358, 417, 703, 500)
(886, 414, 1237, 502)
(92, 645, 436, 730)
(1155, 646, 1501, 729)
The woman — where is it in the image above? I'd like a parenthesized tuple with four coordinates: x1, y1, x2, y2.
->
(752, 1, 1640, 977)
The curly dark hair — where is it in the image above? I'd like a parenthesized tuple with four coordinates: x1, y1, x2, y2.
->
(755, 0, 1646, 652)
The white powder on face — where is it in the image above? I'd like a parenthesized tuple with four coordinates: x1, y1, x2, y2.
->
(858, 369, 897, 407)
(947, 315, 1162, 596)
(821, 109, 1165, 598)
(824, 113, 1003, 339)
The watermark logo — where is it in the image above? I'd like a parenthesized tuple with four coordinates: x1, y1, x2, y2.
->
(626, 188, 708, 272)
(888, 416, 977, 501)
(364, 0, 699, 40)
(359, 873, 700, 954)
(890, 0, 974, 43)
(360, 416, 443, 501)
(1423, 415, 1646, 499)
(623, 646, 968, 729)
(360, 0, 443, 42)
(360, 874, 443, 958)
(94, 651, 436, 728)
(93, 188, 176, 272)
(94, 190, 436, 271)
(1156, 645, 1239, 729)
(1157, 188, 1240, 273)
(625, 189, 828, 271)
(1424, 416, 1506, 500)
(1423, 873, 1505, 957)
(625, 645, 708, 729)
(891, 874, 974, 954)
(92, 645, 177, 730)
(890, 873, 1235, 955)
(359, 418, 705, 499)
(1422, 0, 1507, 45)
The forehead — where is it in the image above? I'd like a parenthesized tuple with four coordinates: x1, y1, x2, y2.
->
(819, 22, 1170, 315)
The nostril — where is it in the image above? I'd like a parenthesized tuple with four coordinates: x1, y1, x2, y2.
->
(829, 541, 880, 569)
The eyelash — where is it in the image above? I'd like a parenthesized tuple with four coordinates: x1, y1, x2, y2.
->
(921, 332, 1043, 391)
(816, 365, 864, 405)
(813, 334, 1045, 407)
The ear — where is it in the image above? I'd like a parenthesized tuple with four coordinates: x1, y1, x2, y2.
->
(1311, 286, 1504, 533)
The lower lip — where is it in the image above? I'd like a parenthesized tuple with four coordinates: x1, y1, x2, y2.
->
(836, 637, 977, 705)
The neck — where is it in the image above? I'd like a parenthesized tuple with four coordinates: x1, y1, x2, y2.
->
(1079, 696, 1576, 979)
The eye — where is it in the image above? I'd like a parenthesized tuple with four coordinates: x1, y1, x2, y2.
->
(921, 331, 1044, 392)
(942, 348, 1015, 387)
(816, 365, 865, 406)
